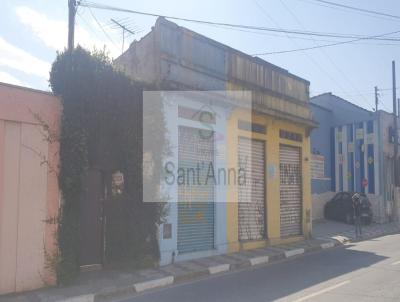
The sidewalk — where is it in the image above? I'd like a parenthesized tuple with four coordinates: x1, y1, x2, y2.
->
(313, 219, 400, 243)
(3, 220, 399, 302)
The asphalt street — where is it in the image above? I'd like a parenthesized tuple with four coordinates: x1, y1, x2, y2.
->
(113, 233, 400, 302)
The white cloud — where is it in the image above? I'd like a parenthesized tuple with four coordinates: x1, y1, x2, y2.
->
(16, 6, 66, 50)
(0, 37, 50, 78)
(0, 71, 24, 86)
(16, 6, 121, 57)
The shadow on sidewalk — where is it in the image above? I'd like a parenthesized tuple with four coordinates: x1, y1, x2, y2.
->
(121, 238, 390, 302)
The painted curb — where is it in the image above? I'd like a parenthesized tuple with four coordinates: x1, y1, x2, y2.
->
(284, 248, 305, 258)
(321, 242, 335, 249)
(250, 256, 269, 266)
(133, 276, 174, 293)
(208, 264, 230, 274)
(57, 294, 94, 302)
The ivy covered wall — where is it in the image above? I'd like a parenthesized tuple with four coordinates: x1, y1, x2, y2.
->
(49, 47, 167, 284)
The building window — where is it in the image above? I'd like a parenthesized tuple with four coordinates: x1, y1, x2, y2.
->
(238, 120, 266, 134)
(279, 129, 302, 142)
(347, 124, 353, 142)
(367, 120, 374, 134)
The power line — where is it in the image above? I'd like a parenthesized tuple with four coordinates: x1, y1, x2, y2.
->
(76, 10, 104, 42)
(87, 6, 119, 50)
(312, 87, 399, 96)
(253, 28, 400, 55)
(77, 0, 400, 42)
(253, 0, 359, 109)
(200, 22, 400, 46)
(310, 0, 400, 20)
(279, 0, 374, 110)
(295, 0, 397, 22)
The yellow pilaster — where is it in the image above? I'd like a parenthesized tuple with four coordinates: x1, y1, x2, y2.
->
(226, 113, 239, 252)
(265, 120, 281, 240)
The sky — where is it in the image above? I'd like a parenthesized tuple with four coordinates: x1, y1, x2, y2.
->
(1, 0, 400, 112)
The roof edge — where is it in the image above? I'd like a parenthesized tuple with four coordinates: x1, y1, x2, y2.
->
(0, 82, 54, 97)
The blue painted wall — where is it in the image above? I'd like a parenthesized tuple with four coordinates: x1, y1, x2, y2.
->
(310, 103, 333, 194)
(310, 93, 376, 195)
(311, 93, 374, 126)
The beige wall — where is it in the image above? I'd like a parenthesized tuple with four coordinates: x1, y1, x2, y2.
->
(0, 83, 60, 295)
(312, 191, 335, 221)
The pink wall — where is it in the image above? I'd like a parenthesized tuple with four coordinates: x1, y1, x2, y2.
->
(0, 83, 61, 294)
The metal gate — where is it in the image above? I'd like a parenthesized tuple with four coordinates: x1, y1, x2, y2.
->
(177, 126, 215, 253)
(279, 145, 302, 237)
(238, 137, 266, 241)
(80, 169, 104, 267)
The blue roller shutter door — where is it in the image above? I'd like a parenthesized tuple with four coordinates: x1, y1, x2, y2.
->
(177, 126, 215, 253)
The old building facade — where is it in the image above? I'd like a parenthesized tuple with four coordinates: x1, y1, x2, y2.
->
(116, 17, 316, 264)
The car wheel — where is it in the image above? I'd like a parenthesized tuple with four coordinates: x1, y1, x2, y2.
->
(345, 213, 353, 224)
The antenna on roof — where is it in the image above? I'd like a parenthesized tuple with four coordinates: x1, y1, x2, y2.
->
(110, 18, 139, 54)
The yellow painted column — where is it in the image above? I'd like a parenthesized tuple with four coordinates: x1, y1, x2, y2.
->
(266, 119, 281, 241)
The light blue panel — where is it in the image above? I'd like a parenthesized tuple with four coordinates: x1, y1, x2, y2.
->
(158, 94, 229, 265)
(159, 99, 178, 265)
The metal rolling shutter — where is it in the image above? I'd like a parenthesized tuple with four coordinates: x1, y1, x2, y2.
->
(177, 126, 215, 253)
(279, 145, 302, 237)
(238, 137, 266, 241)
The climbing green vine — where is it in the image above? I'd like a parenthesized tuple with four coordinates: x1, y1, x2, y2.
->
(49, 46, 167, 284)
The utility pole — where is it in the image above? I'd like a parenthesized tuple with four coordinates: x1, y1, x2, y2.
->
(68, 0, 77, 50)
(393, 61, 398, 183)
(374, 86, 379, 111)
(110, 18, 136, 54)
(398, 98, 400, 117)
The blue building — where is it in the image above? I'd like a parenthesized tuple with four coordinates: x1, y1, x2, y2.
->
(310, 93, 394, 223)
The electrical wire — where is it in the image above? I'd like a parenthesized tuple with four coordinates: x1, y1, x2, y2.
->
(295, 0, 400, 22)
(87, 6, 120, 50)
(197, 22, 400, 46)
(278, 0, 374, 110)
(310, 0, 400, 20)
(78, 0, 398, 110)
(77, 0, 400, 42)
(253, 0, 358, 109)
(253, 28, 400, 55)
(76, 10, 104, 43)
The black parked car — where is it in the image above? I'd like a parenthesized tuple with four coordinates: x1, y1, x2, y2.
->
(324, 192, 373, 225)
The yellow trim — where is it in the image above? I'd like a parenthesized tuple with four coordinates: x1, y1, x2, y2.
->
(269, 235, 304, 246)
(226, 109, 312, 253)
(240, 240, 267, 250)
